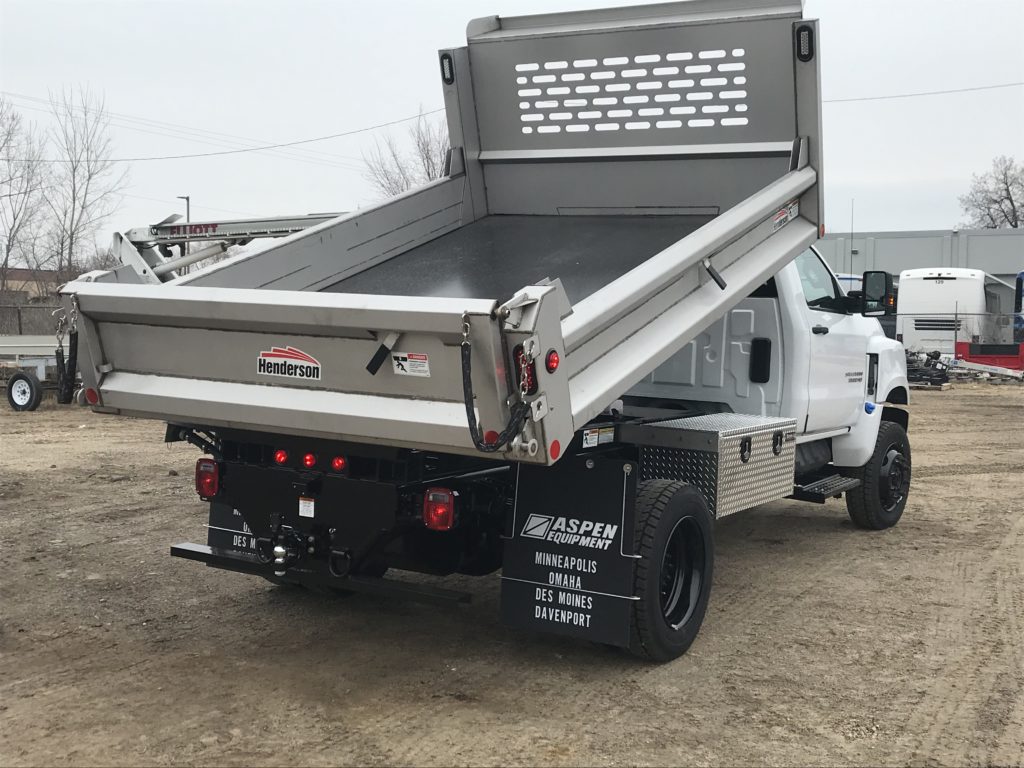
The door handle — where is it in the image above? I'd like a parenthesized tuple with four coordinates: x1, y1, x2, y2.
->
(812, 325, 829, 335)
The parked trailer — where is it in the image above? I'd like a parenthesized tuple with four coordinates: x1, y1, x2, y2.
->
(1, 335, 55, 411)
(60, 0, 911, 661)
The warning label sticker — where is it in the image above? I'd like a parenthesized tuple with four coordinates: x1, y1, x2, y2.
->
(771, 199, 799, 232)
(391, 352, 430, 377)
(582, 426, 616, 449)
(298, 497, 315, 518)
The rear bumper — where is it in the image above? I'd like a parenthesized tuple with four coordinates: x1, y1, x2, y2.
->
(170, 543, 471, 604)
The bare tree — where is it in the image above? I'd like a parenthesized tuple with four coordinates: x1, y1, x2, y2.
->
(363, 111, 450, 198)
(44, 87, 128, 276)
(0, 98, 48, 294)
(959, 155, 1023, 229)
(0, 98, 18, 185)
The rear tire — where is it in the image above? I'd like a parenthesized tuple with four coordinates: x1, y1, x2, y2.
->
(6, 371, 42, 412)
(629, 480, 714, 662)
(843, 420, 911, 530)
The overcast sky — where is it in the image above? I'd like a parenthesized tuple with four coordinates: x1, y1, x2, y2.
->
(2, 0, 1022, 237)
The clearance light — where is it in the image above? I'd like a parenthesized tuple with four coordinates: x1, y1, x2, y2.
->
(273, 449, 288, 465)
(545, 349, 560, 373)
(422, 487, 456, 531)
(331, 456, 347, 472)
(302, 453, 317, 468)
(195, 458, 219, 498)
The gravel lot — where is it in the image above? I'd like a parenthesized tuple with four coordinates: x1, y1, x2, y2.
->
(1, 384, 1022, 766)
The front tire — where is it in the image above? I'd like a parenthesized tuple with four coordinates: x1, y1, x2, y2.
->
(629, 480, 714, 662)
(844, 420, 912, 530)
(6, 371, 42, 412)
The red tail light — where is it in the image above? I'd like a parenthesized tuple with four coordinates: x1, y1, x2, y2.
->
(84, 387, 100, 405)
(273, 449, 288, 465)
(331, 456, 347, 472)
(195, 458, 219, 498)
(545, 349, 560, 373)
(513, 345, 538, 395)
(302, 452, 317, 468)
(422, 487, 456, 531)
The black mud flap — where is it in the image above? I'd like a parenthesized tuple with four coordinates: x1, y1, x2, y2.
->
(207, 502, 260, 554)
(500, 454, 638, 648)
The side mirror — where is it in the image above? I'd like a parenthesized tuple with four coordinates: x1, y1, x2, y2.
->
(861, 270, 894, 316)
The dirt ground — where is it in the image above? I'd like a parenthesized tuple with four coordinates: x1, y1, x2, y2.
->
(1, 384, 1022, 767)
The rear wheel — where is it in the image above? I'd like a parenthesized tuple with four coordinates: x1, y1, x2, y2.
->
(844, 420, 911, 530)
(6, 371, 42, 412)
(629, 480, 714, 662)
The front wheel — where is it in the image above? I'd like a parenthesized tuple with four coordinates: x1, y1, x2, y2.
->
(629, 480, 714, 662)
(843, 420, 912, 530)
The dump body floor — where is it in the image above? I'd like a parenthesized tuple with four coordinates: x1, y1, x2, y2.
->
(320, 214, 713, 303)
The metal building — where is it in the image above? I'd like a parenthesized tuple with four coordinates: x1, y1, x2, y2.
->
(816, 228, 1023, 286)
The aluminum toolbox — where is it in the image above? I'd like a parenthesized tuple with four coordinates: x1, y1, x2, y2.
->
(621, 413, 797, 518)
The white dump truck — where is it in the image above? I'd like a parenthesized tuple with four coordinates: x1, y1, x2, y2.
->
(60, 0, 909, 661)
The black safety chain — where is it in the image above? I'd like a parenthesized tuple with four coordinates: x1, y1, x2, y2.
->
(53, 296, 79, 404)
(461, 313, 531, 453)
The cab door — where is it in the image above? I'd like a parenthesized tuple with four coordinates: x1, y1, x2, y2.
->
(794, 249, 869, 433)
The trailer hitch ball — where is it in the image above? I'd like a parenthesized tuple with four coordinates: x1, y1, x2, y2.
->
(272, 544, 290, 577)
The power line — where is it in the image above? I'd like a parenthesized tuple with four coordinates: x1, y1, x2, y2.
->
(6, 80, 1019, 165)
(0, 90, 369, 170)
(1, 90, 367, 164)
(4, 100, 366, 172)
(824, 81, 1024, 103)
(9, 107, 445, 163)
(120, 191, 256, 218)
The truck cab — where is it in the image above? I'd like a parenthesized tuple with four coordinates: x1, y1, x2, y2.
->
(631, 245, 907, 468)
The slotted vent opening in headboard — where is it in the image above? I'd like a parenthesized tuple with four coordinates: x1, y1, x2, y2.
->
(515, 48, 749, 135)
(466, 11, 799, 155)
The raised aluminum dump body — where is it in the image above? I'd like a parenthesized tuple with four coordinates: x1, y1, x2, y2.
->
(62, 0, 822, 465)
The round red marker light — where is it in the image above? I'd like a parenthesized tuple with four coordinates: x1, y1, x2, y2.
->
(84, 387, 100, 405)
(484, 430, 499, 445)
(331, 456, 347, 472)
(273, 449, 288, 465)
(302, 453, 317, 468)
(545, 349, 560, 373)
(549, 440, 561, 460)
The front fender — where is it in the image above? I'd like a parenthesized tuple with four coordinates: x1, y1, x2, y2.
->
(871, 335, 910, 408)
(832, 335, 908, 468)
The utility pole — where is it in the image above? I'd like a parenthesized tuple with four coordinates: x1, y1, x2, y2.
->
(849, 198, 855, 276)
(176, 195, 190, 274)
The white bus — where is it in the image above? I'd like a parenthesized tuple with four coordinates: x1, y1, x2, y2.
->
(896, 268, 1014, 353)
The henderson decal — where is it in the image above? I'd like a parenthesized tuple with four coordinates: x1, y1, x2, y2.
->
(520, 513, 618, 550)
(256, 346, 322, 381)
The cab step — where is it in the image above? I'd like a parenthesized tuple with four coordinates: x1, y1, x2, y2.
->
(790, 473, 861, 503)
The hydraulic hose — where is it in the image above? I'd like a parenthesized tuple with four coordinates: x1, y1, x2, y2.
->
(461, 341, 530, 453)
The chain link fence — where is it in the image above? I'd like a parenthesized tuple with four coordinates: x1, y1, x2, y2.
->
(0, 305, 61, 336)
